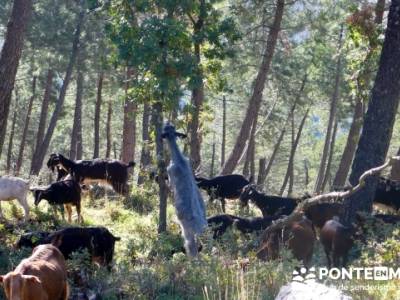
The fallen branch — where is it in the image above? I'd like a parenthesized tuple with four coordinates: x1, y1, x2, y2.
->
(260, 155, 400, 241)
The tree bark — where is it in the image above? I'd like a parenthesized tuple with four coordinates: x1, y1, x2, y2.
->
(152, 102, 168, 233)
(30, 10, 85, 175)
(138, 103, 152, 184)
(220, 0, 285, 175)
(321, 118, 339, 192)
(343, 0, 400, 224)
(16, 75, 36, 174)
(0, 0, 32, 158)
(93, 72, 104, 159)
(6, 94, 18, 173)
(210, 141, 216, 178)
(375, 0, 386, 24)
(314, 27, 343, 193)
(189, 0, 206, 170)
(121, 68, 137, 164)
(31, 69, 53, 173)
(221, 95, 227, 166)
(70, 58, 84, 161)
(257, 158, 267, 185)
(243, 117, 257, 178)
(333, 1, 385, 188)
(105, 100, 113, 158)
(390, 147, 400, 180)
(280, 109, 309, 196)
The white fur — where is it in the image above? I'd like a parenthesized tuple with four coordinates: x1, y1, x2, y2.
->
(0, 176, 30, 221)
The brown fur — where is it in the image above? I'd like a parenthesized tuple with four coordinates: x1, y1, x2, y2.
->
(320, 219, 354, 267)
(256, 217, 316, 266)
(0, 244, 68, 300)
(304, 202, 343, 228)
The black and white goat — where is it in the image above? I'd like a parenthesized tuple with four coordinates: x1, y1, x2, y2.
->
(0, 176, 30, 221)
(196, 174, 250, 212)
(47, 153, 135, 194)
(31, 180, 82, 223)
(162, 124, 207, 257)
(239, 184, 298, 217)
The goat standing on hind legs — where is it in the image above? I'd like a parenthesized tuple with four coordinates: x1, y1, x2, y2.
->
(162, 123, 207, 257)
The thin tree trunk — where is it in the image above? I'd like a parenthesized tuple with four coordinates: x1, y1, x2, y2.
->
(70, 58, 84, 160)
(106, 100, 113, 158)
(220, 0, 285, 175)
(0, 0, 32, 158)
(287, 113, 296, 196)
(16, 75, 36, 174)
(31, 69, 53, 173)
(153, 102, 168, 233)
(243, 117, 257, 178)
(333, 1, 385, 188)
(343, 0, 400, 224)
(221, 95, 227, 166)
(93, 72, 104, 159)
(30, 10, 85, 175)
(257, 158, 267, 185)
(280, 109, 309, 196)
(210, 141, 216, 178)
(314, 27, 343, 193)
(6, 93, 18, 173)
(138, 103, 152, 184)
(121, 68, 137, 164)
(189, 0, 206, 170)
(321, 118, 339, 192)
(332, 99, 363, 188)
(304, 159, 310, 187)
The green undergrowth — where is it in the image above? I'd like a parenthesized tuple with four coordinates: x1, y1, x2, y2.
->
(0, 184, 399, 299)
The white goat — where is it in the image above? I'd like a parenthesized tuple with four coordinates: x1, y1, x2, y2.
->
(0, 176, 30, 221)
(162, 124, 207, 257)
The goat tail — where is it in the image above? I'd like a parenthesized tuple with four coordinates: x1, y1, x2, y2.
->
(127, 161, 136, 168)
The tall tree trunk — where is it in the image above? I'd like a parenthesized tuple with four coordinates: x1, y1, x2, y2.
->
(333, 1, 385, 188)
(6, 94, 18, 173)
(221, 95, 227, 166)
(220, 0, 285, 175)
(30, 10, 85, 175)
(333, 99, 363, 188)
(257, 158, 267, 185)
(0, 0, 32, 158)
(121, 68, 137, 164)
(343, 0, 400, 224)
(138, 103, 152, 184)
(153, 102, 168, 233)
(93, 72, 104, 159)
(304, 159, 310, 187)
(70, 58, 84, 160)
(189, 0, 206, 170)
(321, 118, 339, 192)
(210, 141, 216, 178)
(280, 109, 309, 196)
(314, 27, 343, 193)
(31, 69, 53, 173)
(16, 75, 36, 174)
(106, 100, 113, 158)
(243, 118, 257, 178)
(257, 114, 289, 186)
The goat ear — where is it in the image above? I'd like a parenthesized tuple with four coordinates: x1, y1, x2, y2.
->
(113, 236, 121, 241)
(23, 275, 41, 284)
(51, 234, 63, 247)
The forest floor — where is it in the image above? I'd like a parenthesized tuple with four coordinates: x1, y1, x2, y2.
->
(0, 181, 399, 300)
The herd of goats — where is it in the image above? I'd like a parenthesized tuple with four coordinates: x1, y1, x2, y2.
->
(0, 123, 400, 299)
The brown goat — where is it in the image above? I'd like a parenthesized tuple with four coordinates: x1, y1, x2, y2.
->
(320, 219, 354, 267)
(0, 244, 68, 300)
(256, 217, 316, 266)
(304, 202, 343, 229)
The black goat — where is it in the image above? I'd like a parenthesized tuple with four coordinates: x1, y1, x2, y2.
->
(207, 214, 283, 238)
(31, 180, 82, 223)
(373, 177, 400, 211)
(47, 153, 135, 194)
(16, 227, 120, 269)
(239, 184, 298, 217)
(196, 174, 250, 212)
